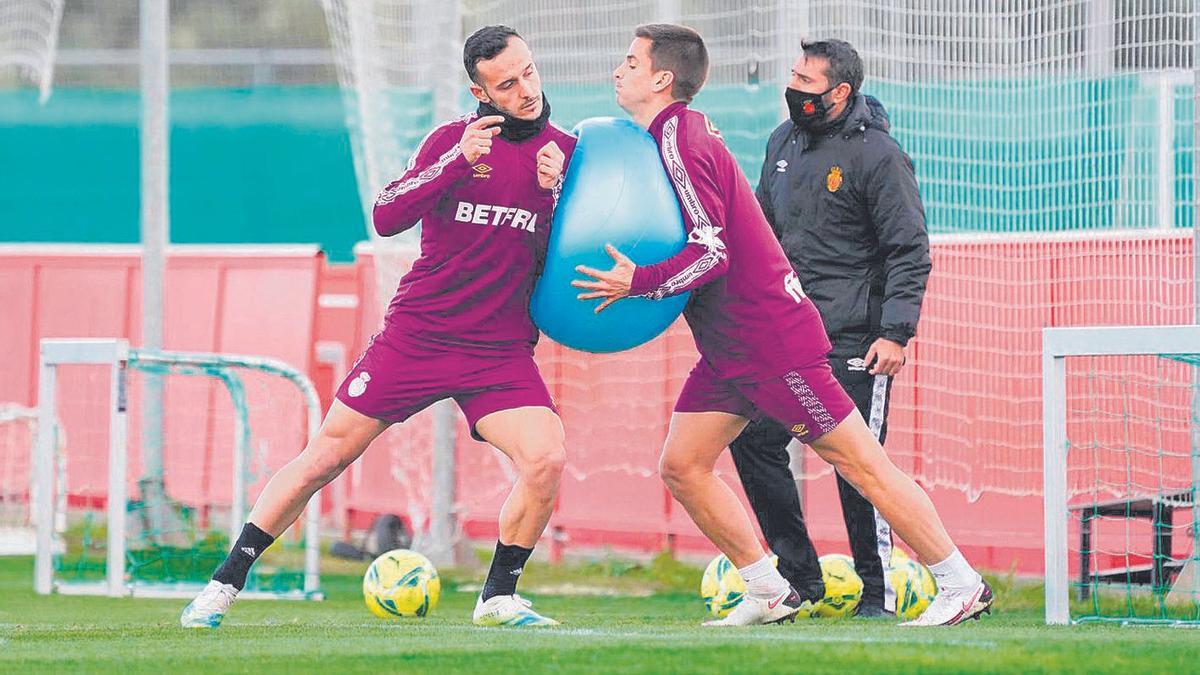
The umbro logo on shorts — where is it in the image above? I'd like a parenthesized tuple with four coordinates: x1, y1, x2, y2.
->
(846, 358, 867, 372)
(348, 371, 371, 397)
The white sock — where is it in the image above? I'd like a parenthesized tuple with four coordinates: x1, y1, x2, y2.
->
(739, 555, 790, 600)
(928, 548, 981, 591)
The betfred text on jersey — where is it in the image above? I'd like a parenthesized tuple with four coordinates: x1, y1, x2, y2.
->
(454, 201, 539, 233)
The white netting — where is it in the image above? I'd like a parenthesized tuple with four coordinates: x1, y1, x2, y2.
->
(1060, 352, 1199, 623)
(41, 353, 320, 596)
(0, 404, 38, 554)
(321, 0, 461, 299)
(0, 0, 64, 101)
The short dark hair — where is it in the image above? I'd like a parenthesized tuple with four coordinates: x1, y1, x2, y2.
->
(463, 25, 522, 84)
(634, 23, 709, 103)
(801, 39, 864, 95)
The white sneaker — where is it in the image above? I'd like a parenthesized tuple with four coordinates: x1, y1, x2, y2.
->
(704, 587, 812, 627)
(472, 594, 559, 627)
(180, 580, 239, 628)
(900, 579, 993, 626)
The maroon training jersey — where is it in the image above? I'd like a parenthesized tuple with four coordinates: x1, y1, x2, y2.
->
(628, 101, 831, 380)
(372, 114, 576, 355)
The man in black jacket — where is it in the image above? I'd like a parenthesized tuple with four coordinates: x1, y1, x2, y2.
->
(729, 38, 931, 618)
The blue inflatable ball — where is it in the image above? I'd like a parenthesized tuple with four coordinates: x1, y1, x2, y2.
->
(531, 117, 689, 353)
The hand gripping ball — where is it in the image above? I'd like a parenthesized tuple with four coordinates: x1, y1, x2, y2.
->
(531, 117, 690, 353)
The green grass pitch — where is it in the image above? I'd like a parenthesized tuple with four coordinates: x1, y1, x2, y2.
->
(2, 556, 1198, 674)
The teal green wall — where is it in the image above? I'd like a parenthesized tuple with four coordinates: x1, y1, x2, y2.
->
(1, 77, 1192, 259)
(0, 87, 365, 261)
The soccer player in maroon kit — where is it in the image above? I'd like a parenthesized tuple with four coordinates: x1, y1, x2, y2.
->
(182, 26, 574, 628)
(575, 24, 993, 626)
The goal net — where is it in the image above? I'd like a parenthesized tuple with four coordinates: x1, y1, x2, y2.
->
(0, 0, 64, 102)
(34, 339, 323, 599)
(1, 404, 43, 555)
(1044, 325, 1200, 626)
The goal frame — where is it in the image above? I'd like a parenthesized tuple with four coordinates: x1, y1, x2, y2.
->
(34, 338, 325, 599)
(1042, 324, 1200, 625)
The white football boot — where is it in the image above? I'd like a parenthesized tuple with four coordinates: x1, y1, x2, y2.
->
(472, 594, 560, 627)
(900, 579, 993, 626)
(180, 580, 239, 628)
(703, 587, 812, 627)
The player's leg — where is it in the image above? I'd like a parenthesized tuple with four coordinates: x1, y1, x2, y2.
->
(745, 357, 991, 625)
(728, 418, 825, 602)
(181, 400, 389, 627)
(473, 406, 564, 615)
(660, 410, 759, 564)
(666, 360, 813, 626)
(828, 351, 895, 617)
(808, 412, 950, 572)
(661, 411, 811, 626)
(247, 400, 389, 537)
(805, 410, 991, 625)
(458, 358, 565, 627)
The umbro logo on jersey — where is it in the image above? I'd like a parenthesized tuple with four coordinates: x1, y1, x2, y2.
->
(472, 163, 493, 179)
(776, 159, 788, 173)
(455, 201, 538, 232)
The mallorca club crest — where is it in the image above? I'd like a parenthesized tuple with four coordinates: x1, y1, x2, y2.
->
(826, 166, 843, 193)
(347, 371, 371, 397)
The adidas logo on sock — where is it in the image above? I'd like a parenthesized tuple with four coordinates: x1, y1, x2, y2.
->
(510, 567, 523, 576)
(241, 547, 256, 557)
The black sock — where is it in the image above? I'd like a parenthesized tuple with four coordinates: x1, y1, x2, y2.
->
(481, 541, 534, 601)
(212, 522, 275, 591)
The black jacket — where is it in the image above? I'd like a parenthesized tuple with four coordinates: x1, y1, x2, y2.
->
(756, 94, 931, 350)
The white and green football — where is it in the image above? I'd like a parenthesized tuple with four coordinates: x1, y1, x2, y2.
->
(814, 553, 864, 618)
(363, 548, 441, 619)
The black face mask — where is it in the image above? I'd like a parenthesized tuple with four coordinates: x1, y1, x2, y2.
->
(785, 85, 837, 130)
(476, 94, 552, 143)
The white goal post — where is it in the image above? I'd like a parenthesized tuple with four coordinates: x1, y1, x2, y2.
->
(1042, 324, 1200, 625)
(35, 338, 325, 599)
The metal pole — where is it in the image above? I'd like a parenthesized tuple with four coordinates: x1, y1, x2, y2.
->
(776, 0, 809, 121)
(139, 0, 172, 542)
(428, 399, 458, 568)
(1084, 0, 1115, 76)
(1042, 334, 1070, 625)
(1157, 73, 1175, 229)
(425, 0, 462, 569)
(33, 348, 57, 595)
(1190, 9, 1200, 601)
(655, 0, 681, 22)
(107, 355, 130, 597)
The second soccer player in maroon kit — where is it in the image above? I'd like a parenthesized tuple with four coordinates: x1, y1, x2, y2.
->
(575, 24, 993, 627)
